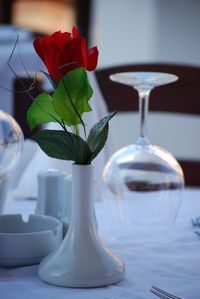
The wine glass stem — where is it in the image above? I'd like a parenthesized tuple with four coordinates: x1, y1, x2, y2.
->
(138, 90, 150, 141)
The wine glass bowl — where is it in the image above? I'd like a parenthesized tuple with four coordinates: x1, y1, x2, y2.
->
(109, 72, 178, 89)
(104, 143, 184, 194)
(0, 110, 23, 176)
(102, 71, 184, 242)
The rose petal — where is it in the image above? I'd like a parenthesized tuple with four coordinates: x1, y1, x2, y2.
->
(62, 37, 87, 71)
(34, 37, 61, 81)
(33, 37, 45, 62)
(86, 46, 99, 71)
(51, 31, 71, 45)
(72, 26, 79, 38)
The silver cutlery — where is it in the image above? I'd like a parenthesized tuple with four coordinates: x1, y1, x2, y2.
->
(193, 227, 200, 236)
(150, 285, 185, 299)
(191, 216, 200, 227)
(191, 217, 200, 236)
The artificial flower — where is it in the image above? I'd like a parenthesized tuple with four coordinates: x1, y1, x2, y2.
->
(33, 27, 98, 81)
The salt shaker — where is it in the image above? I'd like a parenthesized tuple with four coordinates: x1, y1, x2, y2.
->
(35, 169, 69, 220)
(35, 169, 96, 236)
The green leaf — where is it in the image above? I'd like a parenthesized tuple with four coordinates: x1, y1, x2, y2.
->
(41, 71, 58, 89)
(87, 111, 116, 162)
(89, 123, 109, 162)
(52, 67, 93, 126)
(32, 130, 92, 164)
(27, 92, 69, 130)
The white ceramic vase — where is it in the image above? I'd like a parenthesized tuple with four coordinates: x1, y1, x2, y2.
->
(38, 164, 125, 288)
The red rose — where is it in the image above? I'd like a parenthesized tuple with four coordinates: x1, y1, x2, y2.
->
(33, 27, 98, 82)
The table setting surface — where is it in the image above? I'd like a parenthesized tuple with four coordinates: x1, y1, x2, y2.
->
(0, 24, 199, 299)
(0, 188, 199, 299)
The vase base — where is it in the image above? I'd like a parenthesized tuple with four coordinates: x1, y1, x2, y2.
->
(38, 268, 125, 288)
(38, 241, 125, 288)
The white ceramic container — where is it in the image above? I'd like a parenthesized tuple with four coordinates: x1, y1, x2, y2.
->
(36, 169, 68, 219)
(38, 164, 125, 288)
(0, 214, 62, 267)
(35, 169, 72, 236)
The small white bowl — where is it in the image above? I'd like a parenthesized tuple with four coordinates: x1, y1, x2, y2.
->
(0, 214, 62, 267)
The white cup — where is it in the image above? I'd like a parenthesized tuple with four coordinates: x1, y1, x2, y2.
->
(35, 169, 72, 222)
(35, 169, 96, 236)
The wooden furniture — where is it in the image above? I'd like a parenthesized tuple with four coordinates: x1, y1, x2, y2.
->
(95, 63, 200, 186)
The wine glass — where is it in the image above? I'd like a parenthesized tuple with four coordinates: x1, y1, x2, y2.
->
(102, 72, 184, 242)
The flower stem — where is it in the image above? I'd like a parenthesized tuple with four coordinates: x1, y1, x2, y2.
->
(72, 125, 80, 136)
(72, 126, 76, 134)
(76, 125, 80, 136)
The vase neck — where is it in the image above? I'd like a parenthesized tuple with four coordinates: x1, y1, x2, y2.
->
(70, 164, 95, 232)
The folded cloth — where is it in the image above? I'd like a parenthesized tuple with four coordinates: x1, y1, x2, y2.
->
(10, 139, 38, 192)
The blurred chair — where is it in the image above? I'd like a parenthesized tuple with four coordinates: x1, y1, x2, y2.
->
(95, 63, 200, 187)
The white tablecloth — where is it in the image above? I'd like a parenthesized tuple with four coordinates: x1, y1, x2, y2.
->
(1, 188, 200, 299)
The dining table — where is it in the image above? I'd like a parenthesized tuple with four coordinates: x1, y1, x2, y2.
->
(0, 187, 200, 299)
(0, 24, 199, 299)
